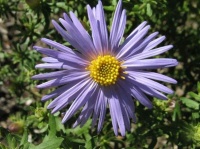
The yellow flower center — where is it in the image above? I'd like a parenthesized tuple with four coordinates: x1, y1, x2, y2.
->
(88, 55, 124, 86)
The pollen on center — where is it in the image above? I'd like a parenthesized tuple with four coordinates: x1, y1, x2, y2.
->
(88, 55, 125, 86)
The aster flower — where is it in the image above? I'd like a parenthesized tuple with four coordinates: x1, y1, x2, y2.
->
(32, 0, 178, 136)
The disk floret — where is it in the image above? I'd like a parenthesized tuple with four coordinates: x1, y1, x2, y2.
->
(88, 55, 121, 86)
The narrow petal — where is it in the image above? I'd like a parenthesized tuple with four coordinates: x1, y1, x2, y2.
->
(120, 104, 131, 131)
(41, 38, 74, 54)
(126, 21, 147, 41)
(97, 97, 107, 132)
(35, 62, 81, 70)
(47, 78, 90, 109)
(143, 36, 166, 52)
(117, 82, 136, 121)
(138, 84, 167, 100)
(32, 70, 68, 80)
(108, 99, 118, 136)
(109, 91, 126, 136)
(41, 81, 79, 101)
(36, 71, 89, 89)
(127, 70, 177, 84)
(33, 46, 88, 66)
(35, 63, 65, 69)
(123, 32, 159, 60)
(62, 81, 96, 123)
(113, 10, 126, 53)
(96, 1, 109, 52)
(117, 25, 150, 59)
(125, 58, 178, 69)
(41, 57, 59, 63)
(124, 45, 173, 62)
(130, 86, 153, 108)
(52, 20, 90, 58)
(109, 0, 122, 51)
(87, 5, 103, 54)
(92, 89, 103, 128)
(59, 17, 96, 57)
(124, 77, 167, 100)
(128, 75, 174, 94)
(73, 89, 98, 128)
(118, 79, 152, 108)
(68, 12, 97, 56)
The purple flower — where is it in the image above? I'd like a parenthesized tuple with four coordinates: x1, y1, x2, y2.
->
(32, 0, 178, 136)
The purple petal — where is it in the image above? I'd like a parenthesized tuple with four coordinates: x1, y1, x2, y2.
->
(117, 82, 136, 121)
(97, 96, 107, 132)
(62, 81, 96, 123)
(95, 1, 109, 53)
(41, 38, 74, 54)
(36, 71, 89, 89)
(143, 36, 166, 52)
(117, 25, 150, 59)
(32, 70, 68, 80)
(87, 5, 103, 54)
(124, 45, 173, 62)
(109, 0, 122, 51)
(73, 89, 98, 128)
(109, 91, 126, 136)
(108, 98, 118, 136)
(126, 21, 147, 41)
(68, 12, 97, 56)
(33, 46, 88, 66)
(35, 63, 66, 69)
(47, 78, 90, 110)
(52, 20, 91, 58)
(118, 79, 152, 108)
(123, 32, 159, 60)
(125, 58, 178, 69)
(59, 17, 96, 57)
(113, 10, 126, 53)
(41, 57, 59, 63)
(92, 89, 103, 128)
(127, 70, 177, 84)
(128, 75, 174, 94)
(41, 82, 79, 101)
(124, 77, 167, 100)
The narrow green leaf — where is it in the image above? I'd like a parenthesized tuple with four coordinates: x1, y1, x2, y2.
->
(172, 102, 181, 121)
(20, 129, 28, 146)
(48, 114, 56, 137)
(197, 82, 200, 93)
(188, 92, 200, 101)
(146, 4, 153, 17)
(180, 97, 199, 110)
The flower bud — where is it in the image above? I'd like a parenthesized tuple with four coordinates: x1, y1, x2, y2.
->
(8, 121, 24, 134)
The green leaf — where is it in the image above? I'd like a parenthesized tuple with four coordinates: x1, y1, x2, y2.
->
(20, 129, 28, 146)
(188, 92, 200, 101)
(197, 82, 200, 94)
(66, 119, 91, 136)
(48, 114, 56, 137)
(84, 135, 92, 149)
(172, 102, 181, 121)
(56, 2, 69, 11)
(55, 116, 65, 132)
(29, 136, 64, 149)
(180, 97, 199, 110)
(146, 4, 153, 17)
(0, 144, 7, 149)
(192, 112, 200, 119)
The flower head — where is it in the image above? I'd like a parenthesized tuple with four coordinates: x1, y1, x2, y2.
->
(32, 0, 178, 136)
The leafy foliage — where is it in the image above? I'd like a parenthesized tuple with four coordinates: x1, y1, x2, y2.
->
(0, 0, 200, 148)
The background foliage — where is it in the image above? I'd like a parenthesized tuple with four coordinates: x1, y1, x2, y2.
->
(0, 0, 200, 148)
